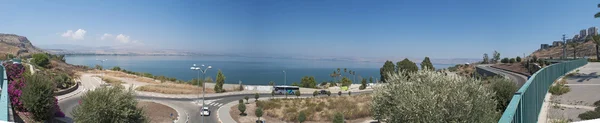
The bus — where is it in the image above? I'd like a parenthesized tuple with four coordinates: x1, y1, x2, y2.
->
(273, 86, 300, 95)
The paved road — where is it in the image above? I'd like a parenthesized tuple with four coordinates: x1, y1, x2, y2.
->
(477, 64, 528, 88)
(58, 74, 362, 123)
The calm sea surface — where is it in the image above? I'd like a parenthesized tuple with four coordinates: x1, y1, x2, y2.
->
(65, 56, 453, 85)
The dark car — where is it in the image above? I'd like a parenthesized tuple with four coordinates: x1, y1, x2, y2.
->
(319, 90, 328, 94)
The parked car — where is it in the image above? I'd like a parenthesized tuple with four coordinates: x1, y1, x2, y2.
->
(200, 107, 210, 116)
(319, 90, 328, 94)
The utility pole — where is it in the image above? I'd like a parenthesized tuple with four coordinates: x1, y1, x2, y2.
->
(563, 34, 566, 59)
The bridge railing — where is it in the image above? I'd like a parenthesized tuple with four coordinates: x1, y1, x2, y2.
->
(0, 64, 9, 121)
(499, 59, 587, 123)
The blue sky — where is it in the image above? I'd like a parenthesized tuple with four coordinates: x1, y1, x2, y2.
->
(1, 0, 599, 60)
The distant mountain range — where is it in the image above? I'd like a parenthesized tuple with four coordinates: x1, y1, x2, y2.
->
(0, 34, 45, 57)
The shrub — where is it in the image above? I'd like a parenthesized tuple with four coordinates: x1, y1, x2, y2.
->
(295, 90, 301, 98)
(348, 91, 351, 96)
(313, 91, 318, 97)
(239, 99, 243, 104)
(4, 63, 26, 111)
(256, 108, 263, 121)
(489, 77, 518, 112)
(509, 58, 516, 63)
(31, 53, 50, 68)
(54, 73, 73, 89)
(371, 69, 497, 122)
(579, 111, 600, 120)
(549, 84, 570, 95)
(333, 112, 344, 123)
(21, 74, 56, 121)
(72, 86, 147, 123)
(298, 111, 306, 123)
(327, 91, 331, 96)
(245, 96, 250, 104)
(338, 91, 342, 96)
(214, 70, 226, 93)
(359, 78, 367, 90)
(291, 82, 300, 86)
(238, 104, 247, 116)
(255, 93, 259, 101)
(594, 100, 600, 107)
(501, 58, 509, 63)
(94, 65, 103, 70)
(111, 66, 121, 71)
(271, 91, 275, 98)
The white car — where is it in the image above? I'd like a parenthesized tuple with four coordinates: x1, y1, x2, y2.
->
(200, 107, 210, 116)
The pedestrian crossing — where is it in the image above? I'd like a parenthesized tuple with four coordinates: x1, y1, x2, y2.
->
(191, 99, 224, 107)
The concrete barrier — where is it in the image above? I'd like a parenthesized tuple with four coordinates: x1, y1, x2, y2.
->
(54, 82, 80, 96)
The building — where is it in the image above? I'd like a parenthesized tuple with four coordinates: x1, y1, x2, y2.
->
(552, 41, 564, 47)
(573, 35, 580, 41)
(580, 29, 587, 38)
(540, 44, 550, 50)
(589, 27, 598, 36)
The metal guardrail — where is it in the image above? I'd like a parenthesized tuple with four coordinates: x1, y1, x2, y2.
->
(0, 64, 8, 121)
(498, 59, 587, 123)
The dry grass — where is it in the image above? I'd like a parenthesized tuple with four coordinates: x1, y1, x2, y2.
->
(93, 75, 124, 85)
(135, 83, 214, 94)
(241, 94, 372, 122)
(492, 63, 531, 76)
(137, 101, 178, 123)
(90, 70, 162, 84)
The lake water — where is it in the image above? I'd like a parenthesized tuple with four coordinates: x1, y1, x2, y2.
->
(65, 56, 453, 85)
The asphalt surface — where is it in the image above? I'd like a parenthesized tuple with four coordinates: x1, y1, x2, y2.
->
(58, 74, 370, 123)
(477, 64, 528, 88)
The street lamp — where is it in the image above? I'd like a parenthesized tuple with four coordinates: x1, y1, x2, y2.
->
(283, 70, 287, 98)
(190, 64, 211, 123)
(96, 59, 107, 77)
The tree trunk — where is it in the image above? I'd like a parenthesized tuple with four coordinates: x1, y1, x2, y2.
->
(596, 44, 600, 59)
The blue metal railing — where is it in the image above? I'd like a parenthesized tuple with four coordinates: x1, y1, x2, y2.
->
(0, 64, 9, 121)
(499, 59, 587, 123)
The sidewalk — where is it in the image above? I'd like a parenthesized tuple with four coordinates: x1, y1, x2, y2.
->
(538, 63, 600, 122)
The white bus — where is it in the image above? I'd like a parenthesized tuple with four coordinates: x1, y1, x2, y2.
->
(273, 86, 299, 95)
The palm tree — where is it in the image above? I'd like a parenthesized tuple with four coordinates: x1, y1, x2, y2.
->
(568, 41, 580, 59)
(592, 35, 600, 59)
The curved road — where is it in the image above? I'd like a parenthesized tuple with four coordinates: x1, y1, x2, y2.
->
(477, 64, 528, 88)
(59, 74, 370, 123)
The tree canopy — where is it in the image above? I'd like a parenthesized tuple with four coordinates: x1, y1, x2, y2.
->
(420, 57, 434, 71)
(379, 60, 395, 82)
(396, 58, 418, 73)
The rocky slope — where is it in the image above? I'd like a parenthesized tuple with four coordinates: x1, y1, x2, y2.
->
(0, 34, 44, 57)
(531, 40, 597, 59)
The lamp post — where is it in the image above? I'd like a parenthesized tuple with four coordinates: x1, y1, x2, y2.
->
(96, 59, 107, 77)
(283, 70, 287, 98)
(190, 64, 211, 123)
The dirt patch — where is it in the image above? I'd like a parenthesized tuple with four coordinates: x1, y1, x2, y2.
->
(492, 63, 531, 76)
(136, 83, 215, 94)
(230, 94, 372, 123)
(137, 101, 178, 123)
(93, 75, 124, 85)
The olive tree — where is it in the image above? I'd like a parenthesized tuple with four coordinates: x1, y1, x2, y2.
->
(371, 69, 497, 122)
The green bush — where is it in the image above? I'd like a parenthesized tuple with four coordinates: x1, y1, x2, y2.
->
(489, 77, 518, 112)
(295, 90, 301, 98)
(327, 91, 331, 96)
(371, 69, 497, 122)
(549, 84, 570, 95)
(31, 53, 50, 68)
(94, 65, 103, 70)
(255, 93, 259, 101)
(245, 96, 250, 104)
(501, 58, 509, 63)
(239, 99, 243, 104)
(215, 70, 226, 93)
(54, 73, 73, 89)
(516, 56, 522, 62)
(509, 58, 516, 63)
(298, 111, 306, 123)
(594, 100, 600, 107)
(313, 91, 318, 97)
(21, 74, 56, 121)
(359, 78, 367, 90)
(333, 112, 344, 123)
(579, 111, 600, 120)
(72, 86, 147, 123)
(256, 108, 263, 121)
(238, 104, 246, 116)
(111, 66, 121, 71)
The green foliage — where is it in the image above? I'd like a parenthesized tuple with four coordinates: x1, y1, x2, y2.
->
(359, 78, 367, 90)
(291, 82, 300, 86)
(327, 91, 331, 96)
(238, 104, 246, 116)
(516, 56, 522, 62)
(482, 53, 490, 64)
(348, 91, 351, 96)
(396, 58, 418, 73)
(313, 91, 318, 97)
(369, 76, 374, 83)
(54, 73, 73, 89)
(31, 53, 50, 68)
(7, 54, 15, 59)
(579, 111, 600, 120)
(72, 86, 147, 123)
(271, 91, 275, 98)
(333, 112, 345, 123)
(21, 74, 55, 121)
(298, 111, 306, 123)
(594, 100, 600, 107)
(215, 70, 226, 93)
(255, 93, 259, 101)
(379, 60, 395, 82)
(245, 96, 250, 104)
(340, 77, 352, 87)
(295, 90, 301, 98)
(95, 64, 103, 70)
(269, 81, 275, 86)
(488, 77, 518, 113)
(111, 66, 121, 71)
(371, 69, 497, 122)
(549, 84, 571, 95)
(501, 57, 509, 63)
(420, 57, 435, 71)
(338, 91, 342, 96)
(509, 58, 516, 63)
(255, 108, 263, 120)
(239, 99, 243, 104)
(300, 76, 317, 88)
(493, 50, 501, 63)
